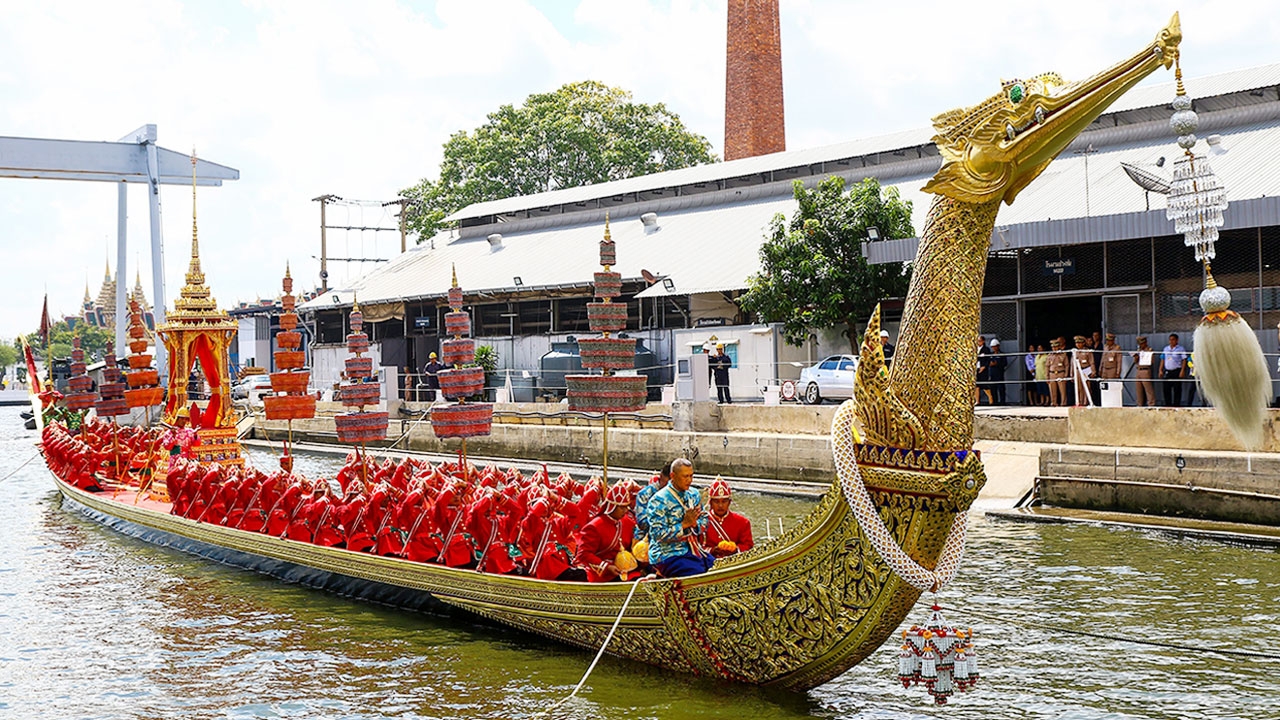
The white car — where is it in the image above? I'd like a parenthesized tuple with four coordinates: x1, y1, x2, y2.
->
(232, 374, 271, 401)
(797, 355, 858, 404)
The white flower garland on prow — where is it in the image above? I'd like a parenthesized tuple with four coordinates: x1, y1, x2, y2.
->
(830, 401, 968, 593)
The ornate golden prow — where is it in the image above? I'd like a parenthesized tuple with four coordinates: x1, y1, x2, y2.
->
(886, 15, 1180, 450)
(853, 305, 924, 448)
(924, 12, 1181, 205)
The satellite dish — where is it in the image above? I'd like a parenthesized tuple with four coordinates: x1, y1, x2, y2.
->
(641, 269, 659, 284)
(1121, 162, 1172, 195)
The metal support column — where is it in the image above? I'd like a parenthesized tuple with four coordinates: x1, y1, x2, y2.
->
(115, 182, 128, 357)
(145, 139, 168, 380)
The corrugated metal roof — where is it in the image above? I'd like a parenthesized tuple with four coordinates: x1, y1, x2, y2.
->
(865, 118, 1280, 264)
(305, 112, 1280, 311)
(309, 65, 1280, 311)
(443, 64, 1280, 224)
(301, 195, 797, 311)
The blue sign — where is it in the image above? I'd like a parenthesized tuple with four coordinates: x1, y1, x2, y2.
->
(414, 315, 432, 328)
(1043, 258, 1075, 276)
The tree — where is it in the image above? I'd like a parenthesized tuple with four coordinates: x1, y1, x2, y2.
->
(739, 177, 914, 352)
(402, 81, 716, 240)
(22, 320, 113, 361)
(0, 343, 16, 380)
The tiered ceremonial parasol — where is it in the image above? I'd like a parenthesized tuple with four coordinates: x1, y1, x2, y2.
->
(123, 295, 165, 419)
(63, 337, 99, 413)
(96, 350, 130, 481)
(565, 216, 646, 481)
(262, 265, 316, 470)
(429, 268, 494, 476)
(334, 300, 387, 483)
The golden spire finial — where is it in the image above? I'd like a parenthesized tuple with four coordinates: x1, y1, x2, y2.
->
(604, 212, 611, 241)
(285, 261, 292, 279)
(1174, 49, 1186, 97)
(352, 292, 360, 312)
(190, 149, 199, 260)
(451, 263, 458, 288)
(104, 257, 112, 281)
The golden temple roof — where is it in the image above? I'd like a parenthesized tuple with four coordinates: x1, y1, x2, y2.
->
(157, 152, 236, 332)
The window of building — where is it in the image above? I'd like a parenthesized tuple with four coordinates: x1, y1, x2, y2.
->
(1105, 238, 1153, 287)
(984, 251, 1019, 296)
(518, 300, 552, 334)
(1060, 243, 1104, 291)
(316, 309, 344, 344)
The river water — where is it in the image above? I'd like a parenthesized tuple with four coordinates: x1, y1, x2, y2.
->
(1, 405, 1276, 719)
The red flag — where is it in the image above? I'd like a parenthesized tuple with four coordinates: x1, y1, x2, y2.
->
(21, 338, 41, 394)
(38, 293, 51, 346)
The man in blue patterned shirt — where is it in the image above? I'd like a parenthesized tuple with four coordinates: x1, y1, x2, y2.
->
(634, 463, 670, 538)
(647, 458, 714, 577)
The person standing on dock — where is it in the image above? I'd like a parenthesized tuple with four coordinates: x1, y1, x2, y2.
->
(647, 458, 712, 577)
(421, 352, 443, 402)
(709, 344, 732, 403)
(1100, 333, 1123, 404)
(880, 330, 895, 367)
(986, 338, 1007, 405)
(1046, 338, 1069, 407)
(1071, 335, 1096, 407)
(1131, 336, 1157, 407)
(1161, 333, 1188, 407)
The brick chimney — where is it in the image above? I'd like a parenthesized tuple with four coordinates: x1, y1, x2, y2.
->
(724, 0, 785, 161)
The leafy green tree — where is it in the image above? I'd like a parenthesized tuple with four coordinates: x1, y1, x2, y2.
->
(23, 320, 113, 361)
(402, 80, 716, 240)
(739, 177, 914, 352)
(0, 343, 16, 380)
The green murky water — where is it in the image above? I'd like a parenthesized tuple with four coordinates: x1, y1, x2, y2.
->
(1, 407, 1275, 719)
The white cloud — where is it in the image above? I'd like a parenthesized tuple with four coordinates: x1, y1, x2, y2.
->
(0, 0, 1276, 341)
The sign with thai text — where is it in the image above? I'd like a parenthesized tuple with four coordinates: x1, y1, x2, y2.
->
(1043, 258, 1076, 276)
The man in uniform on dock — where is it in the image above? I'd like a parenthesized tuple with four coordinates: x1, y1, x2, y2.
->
(709, 344, 732, 403)
(421, 352, 443, 402)
(647, 458, 713, 577)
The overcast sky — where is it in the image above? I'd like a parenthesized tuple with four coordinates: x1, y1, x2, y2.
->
(2, 0, 1276, 340)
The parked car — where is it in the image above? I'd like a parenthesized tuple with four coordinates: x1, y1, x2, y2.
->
(231, 374, 271, 400)
(797, 355, 858, 404)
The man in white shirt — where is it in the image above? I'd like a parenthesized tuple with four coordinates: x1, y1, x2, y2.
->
(1161, 333, 1188, 407)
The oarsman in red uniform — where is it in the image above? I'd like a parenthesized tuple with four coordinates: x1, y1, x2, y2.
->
(266, 478, 308, 536)
(575, 483, 641, 582)
(307, 483, 344, 547)
(287, 483, 331, 542)
(434, 483, 476, 568)
(188, 466, 226, 521)
(519, 496, 581, 580)
(403, 491, 443, 563)
(339, 486, 376, 552)
(469, 490, 519, 574)
(703, 477, 753, 557)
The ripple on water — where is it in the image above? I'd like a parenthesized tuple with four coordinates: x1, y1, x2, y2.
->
(0, 410, 1276, 719)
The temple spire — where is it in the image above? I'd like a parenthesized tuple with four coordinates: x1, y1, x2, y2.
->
(191, 148, 199, 262)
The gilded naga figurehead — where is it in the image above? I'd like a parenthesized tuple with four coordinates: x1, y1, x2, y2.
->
(924, 13, 1182, 205)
